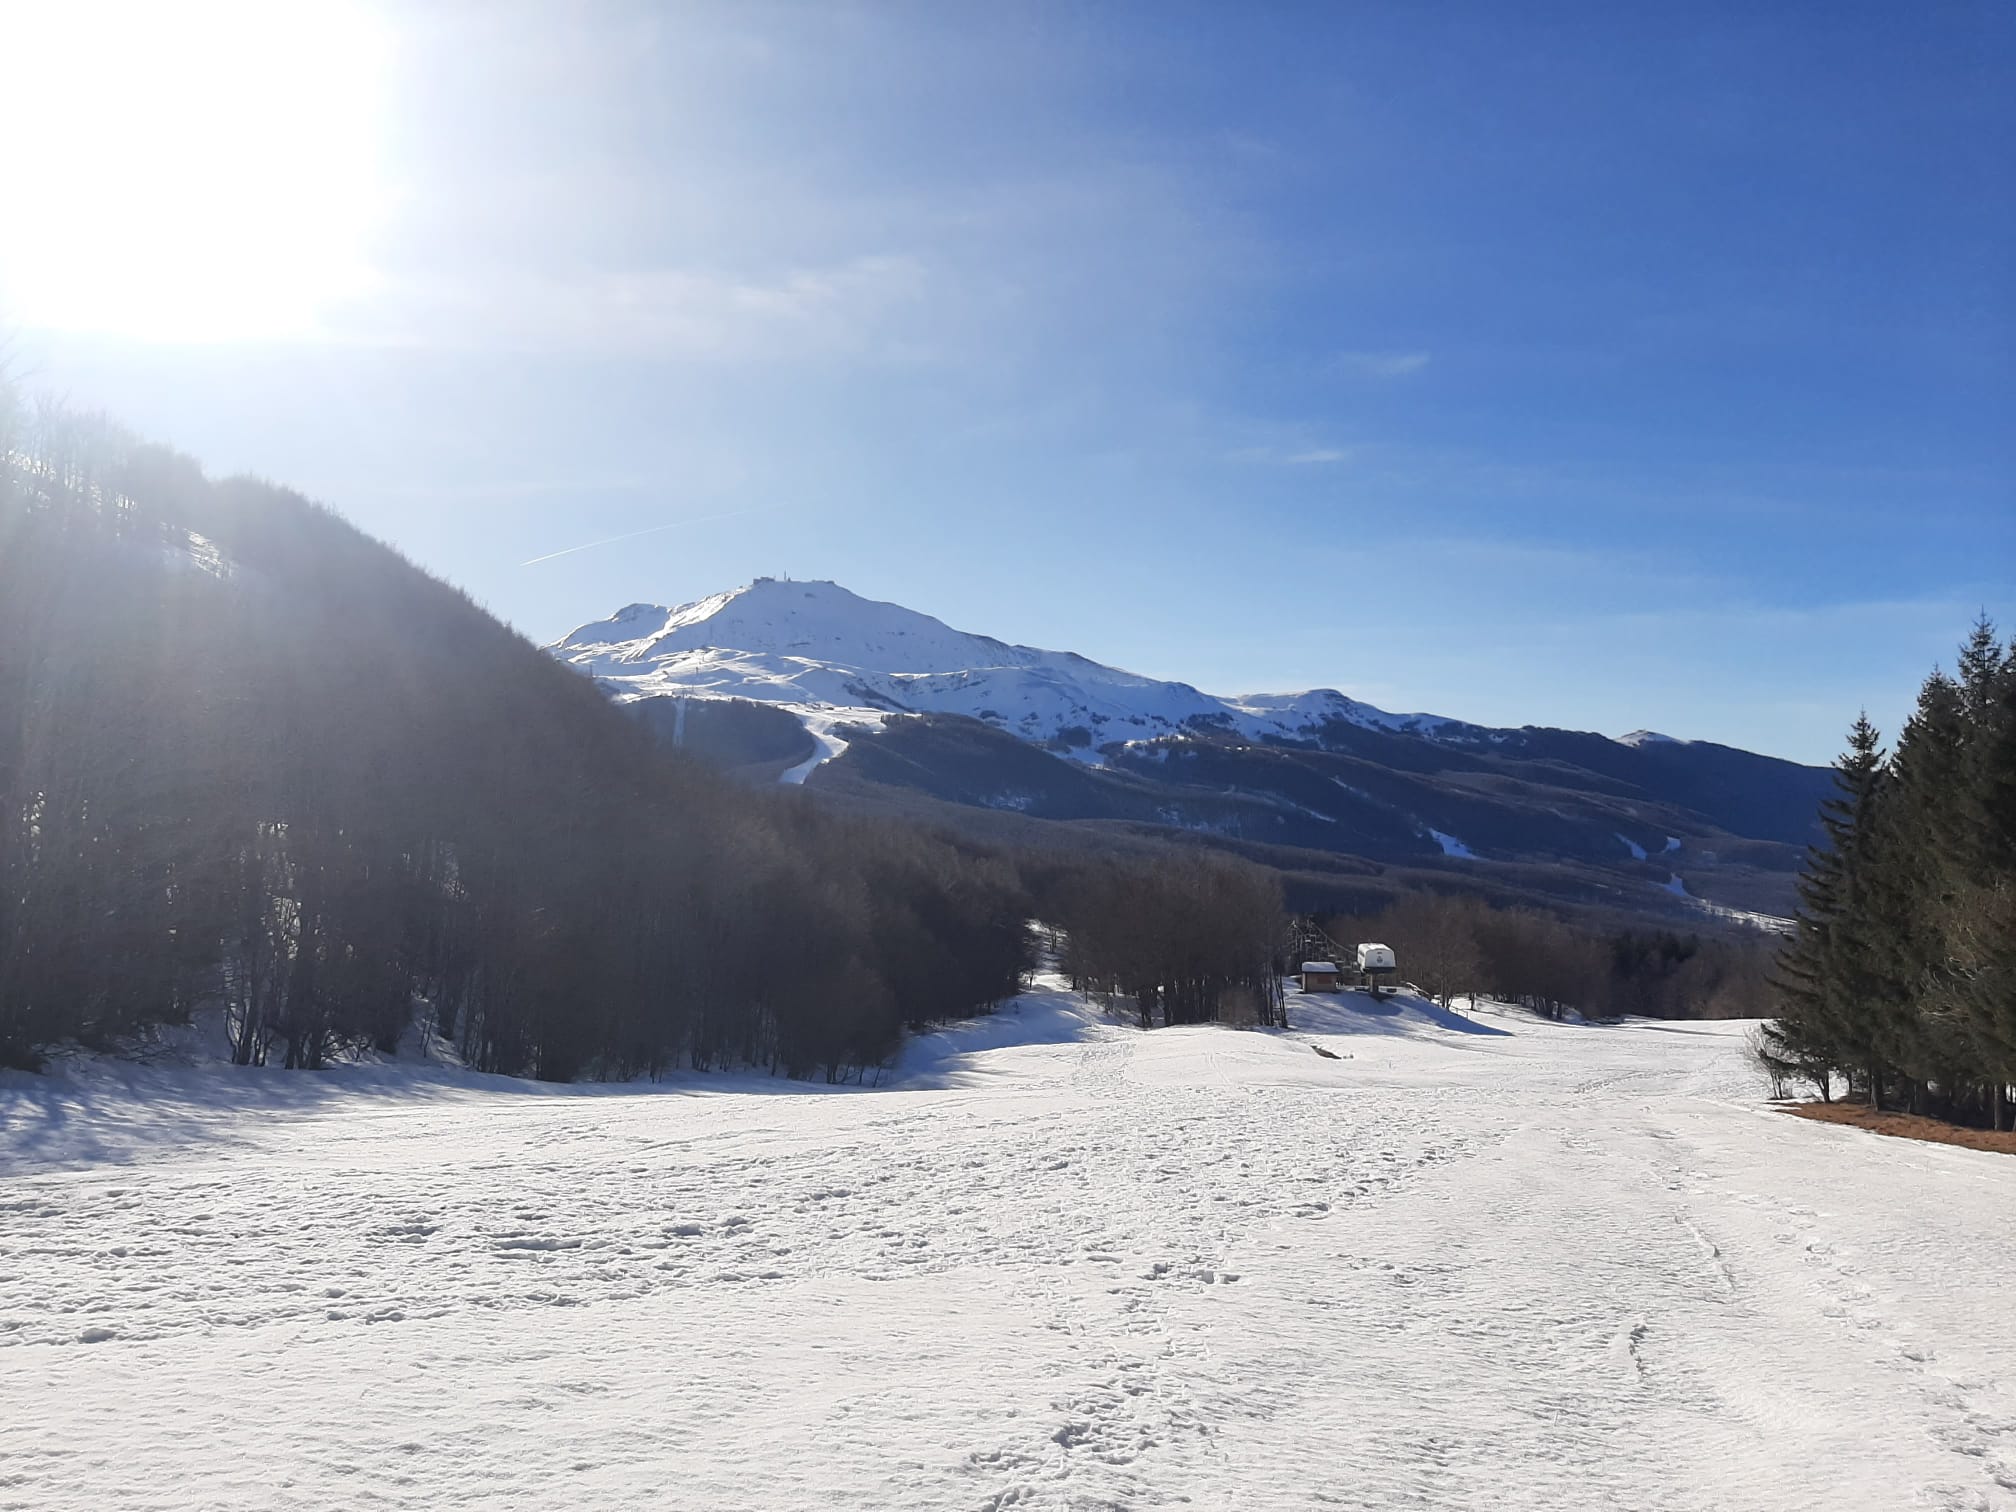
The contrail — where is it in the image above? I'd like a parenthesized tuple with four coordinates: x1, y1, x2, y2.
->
(521, 508, 766, 567)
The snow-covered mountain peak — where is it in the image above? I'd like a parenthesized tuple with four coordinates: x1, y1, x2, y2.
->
(548, 580, 1475, 781)
(556, 578, 1026, 677)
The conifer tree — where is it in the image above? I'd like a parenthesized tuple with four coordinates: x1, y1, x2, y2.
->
(1865, 674, 1977, 1110)
(1766, 715, 1886, 1100)
(1925, 622, 2016, 1126)
(1768, 622, 2016, 1128)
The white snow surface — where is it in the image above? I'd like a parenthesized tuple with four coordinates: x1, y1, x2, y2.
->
(6, 979, 2014, 1511)
(1427, 827, 1475, 859)
(547, 579, 1468, 780)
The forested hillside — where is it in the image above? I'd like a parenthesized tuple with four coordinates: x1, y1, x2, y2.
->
(0, 395, 1049, 1078)
(1764, 624, 2016, 1130)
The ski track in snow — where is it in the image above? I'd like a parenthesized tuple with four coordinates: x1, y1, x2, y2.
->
(3, 983, 2013, 1511)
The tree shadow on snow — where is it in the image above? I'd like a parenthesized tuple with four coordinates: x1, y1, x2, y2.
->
(0, 1057, 864, 1176)
(1291, 991, 1512, 1040)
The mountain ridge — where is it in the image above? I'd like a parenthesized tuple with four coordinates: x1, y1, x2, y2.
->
(553, 576, 1604, 764)
(546, 578, 1830, 923)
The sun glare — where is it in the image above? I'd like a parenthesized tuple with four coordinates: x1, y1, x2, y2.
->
(0, 0, 387, 343)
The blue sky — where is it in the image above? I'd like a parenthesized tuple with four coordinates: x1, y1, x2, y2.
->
(7, 1, 2011, 764)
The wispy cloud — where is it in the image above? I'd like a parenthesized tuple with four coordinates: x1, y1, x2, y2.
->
(521, 508, 771, 566)
(1227, 444, 1352, 466)
(1329, 350, 1431, 379)
(379, 477, 659, 504)
(337, 255, 934, 362)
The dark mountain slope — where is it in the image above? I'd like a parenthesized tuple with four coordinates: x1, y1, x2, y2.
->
(800, 712, 1810, 918)
(0, 420, 1032, 1077)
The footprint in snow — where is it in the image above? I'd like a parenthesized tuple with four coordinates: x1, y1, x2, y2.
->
(492, 1235, 582, 1252)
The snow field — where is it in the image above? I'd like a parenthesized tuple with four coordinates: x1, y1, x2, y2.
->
(3, 980, 2013, 1510)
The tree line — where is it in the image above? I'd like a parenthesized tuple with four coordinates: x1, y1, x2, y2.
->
(1761, 622, 2015, 1129)
(1317, 892, 1777, 1021)
(0, 393, 1292, 1078)
(1039, 853, 1287, 1028)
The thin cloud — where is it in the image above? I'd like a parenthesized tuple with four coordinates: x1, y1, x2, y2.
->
(521, 508, 769, 566)
(336, 255, 933, 361)
(1330, 350, 1431, 379)
(383, 477, 658, 503)
(1227, 445, 1352, 466)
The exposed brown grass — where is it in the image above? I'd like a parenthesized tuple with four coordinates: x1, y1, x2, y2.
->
(1781, 1101, 2016, 1156)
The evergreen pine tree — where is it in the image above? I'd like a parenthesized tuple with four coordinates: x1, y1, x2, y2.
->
(1926, 622, 2016, 1126)
(1766, 714, 1885, 1100)
(1864, 673, 1977, 1110)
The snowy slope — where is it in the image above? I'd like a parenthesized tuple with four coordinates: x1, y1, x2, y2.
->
(549, 578, 1467, 781)
(6, 979, 2012, 1511)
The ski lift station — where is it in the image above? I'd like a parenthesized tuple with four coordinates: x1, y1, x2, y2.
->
(1299, 961, 1340, 993)
(1357, 943, 1397, 987)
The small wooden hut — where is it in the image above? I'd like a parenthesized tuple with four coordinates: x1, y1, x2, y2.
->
(1299, 960, 1341, 993)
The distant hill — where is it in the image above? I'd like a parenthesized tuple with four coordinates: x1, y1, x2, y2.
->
(551, 579, 1830, 921)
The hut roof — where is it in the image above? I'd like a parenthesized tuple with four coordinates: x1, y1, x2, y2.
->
(1300, 961, 1338, 973)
